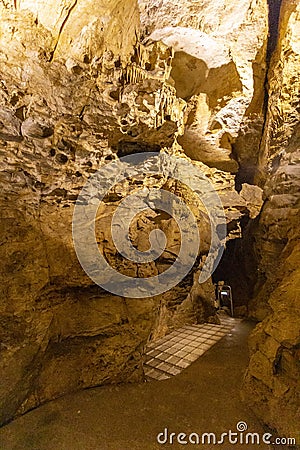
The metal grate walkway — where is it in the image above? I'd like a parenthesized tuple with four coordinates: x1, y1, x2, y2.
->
(144, 314, 240, 381)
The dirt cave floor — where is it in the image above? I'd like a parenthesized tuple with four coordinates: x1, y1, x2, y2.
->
(0, 320, 290, 450)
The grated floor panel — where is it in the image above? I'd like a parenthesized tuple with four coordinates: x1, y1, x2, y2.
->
(144, 313, 240, 381)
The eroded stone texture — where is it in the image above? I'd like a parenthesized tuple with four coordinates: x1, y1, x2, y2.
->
(0, 0, 257, 425)
(0, 0, 151, 425)
(243, 0, 300, 437)
(16, 0, 139, 63)
(0, 0, 298, 439)
(139, 0, 269, 179)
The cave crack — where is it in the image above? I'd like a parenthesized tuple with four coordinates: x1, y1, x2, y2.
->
(48, 0, 78, 62)
(258, 0, 283, 178)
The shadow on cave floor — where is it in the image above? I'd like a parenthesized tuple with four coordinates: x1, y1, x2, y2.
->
(0, 320, 278, 450)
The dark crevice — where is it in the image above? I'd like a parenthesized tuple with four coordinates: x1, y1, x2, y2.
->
(115, 141, 161, 157)
(246, 0, 283, 188)
(212, 238, 252, 310)
(266, 0, 283, 62)
(234, 166, 257, 192)
(233, 1, 283, 191)
(260, 0, 283, 134)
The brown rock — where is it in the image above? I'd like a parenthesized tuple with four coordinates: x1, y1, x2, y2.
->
(243, 0, 300, 436)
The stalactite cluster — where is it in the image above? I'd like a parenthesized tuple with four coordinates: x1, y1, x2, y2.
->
(122, 42, 185, 133)
(153, 83, 186, 132)
(123, 41, 174, 87)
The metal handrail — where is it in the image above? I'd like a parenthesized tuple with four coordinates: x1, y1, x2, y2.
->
(217, 284, 234, 317)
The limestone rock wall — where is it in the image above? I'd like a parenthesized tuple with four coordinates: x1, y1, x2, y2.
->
(139, 0, 300, 438)
(139, 0, 269, 181)
(243, 0, 300, 437)
(15, 0, 139, 63)
(0, 0, 298, 437)
(0, 0, 255, 425)
(0, 0, 152, 425)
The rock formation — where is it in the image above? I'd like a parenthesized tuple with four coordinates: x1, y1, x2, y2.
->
(139, 0, 269, 180)
(0, 0, 298, 440)
(242, 0, 300, 437)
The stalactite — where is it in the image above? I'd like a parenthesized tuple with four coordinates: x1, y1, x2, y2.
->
(123, 40, 174, 86)
(136, 43, 141, 66)
(120, 41, 185, 133)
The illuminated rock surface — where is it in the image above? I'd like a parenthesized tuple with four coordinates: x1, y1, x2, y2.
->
(242, 0, 300, 437)
(0, 0, 299, 438)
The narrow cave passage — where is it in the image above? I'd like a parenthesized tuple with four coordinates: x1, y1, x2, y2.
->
(211, 238, 254, 317)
